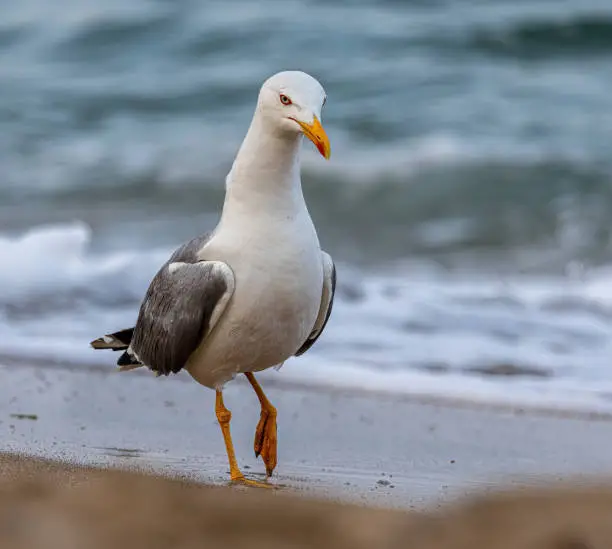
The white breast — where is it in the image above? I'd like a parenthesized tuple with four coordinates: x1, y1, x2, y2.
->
(185, 207, 324, 389)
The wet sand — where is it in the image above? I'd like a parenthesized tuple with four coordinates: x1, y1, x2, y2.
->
(1, 361, 611, 509)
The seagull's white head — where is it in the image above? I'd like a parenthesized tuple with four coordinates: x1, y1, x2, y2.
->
(256, 70, 330, 160)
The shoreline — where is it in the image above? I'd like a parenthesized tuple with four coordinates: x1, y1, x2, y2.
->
(2, 355, 612, 423)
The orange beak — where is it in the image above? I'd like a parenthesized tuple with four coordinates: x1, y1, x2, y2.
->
(292, 116, 331, 159)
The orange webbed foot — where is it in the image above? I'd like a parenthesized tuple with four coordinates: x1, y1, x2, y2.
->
(254, 405, 277, 477)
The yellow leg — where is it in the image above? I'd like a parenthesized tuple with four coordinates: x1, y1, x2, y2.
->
(245, 373, 277, 477)
(215, 390, 271, 488)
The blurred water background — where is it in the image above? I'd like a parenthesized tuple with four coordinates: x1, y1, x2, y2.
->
(2, 0, 612, 411)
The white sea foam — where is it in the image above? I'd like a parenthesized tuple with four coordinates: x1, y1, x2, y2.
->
(1, 222, 611, 413)
(0, 222, 168, 303)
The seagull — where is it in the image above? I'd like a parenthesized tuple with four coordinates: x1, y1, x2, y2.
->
(91, 70, 336, 487)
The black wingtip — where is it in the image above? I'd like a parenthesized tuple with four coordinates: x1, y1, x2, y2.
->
(117, 351, 139, 366)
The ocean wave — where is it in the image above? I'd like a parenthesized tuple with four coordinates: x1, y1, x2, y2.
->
(3, 147, 612, 270)
(467, 14, 612, 59)
(1, 222, 612, 411)
(0, 222, 167, 308)
(4, 221, 612, 309)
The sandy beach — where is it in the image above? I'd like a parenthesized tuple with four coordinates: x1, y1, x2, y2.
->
(0, 452, 610, 549)
(0, 361, 612, 548)
(2, 361, 612, 509)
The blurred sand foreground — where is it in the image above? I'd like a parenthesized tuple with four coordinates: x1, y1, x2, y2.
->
(0, 453, 610, 549)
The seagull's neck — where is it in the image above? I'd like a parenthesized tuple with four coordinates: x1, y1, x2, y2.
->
(219, 111, 306, 226)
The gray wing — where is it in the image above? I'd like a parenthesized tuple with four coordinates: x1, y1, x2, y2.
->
(295, 252, 336, 356)
(121, 234, 235, 376)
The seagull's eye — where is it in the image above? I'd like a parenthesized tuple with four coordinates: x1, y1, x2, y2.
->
(279, 94, 292, 106)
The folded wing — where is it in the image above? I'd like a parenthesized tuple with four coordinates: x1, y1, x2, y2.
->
(91, 234, 235, 376)
(295, 251, 336, 356)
